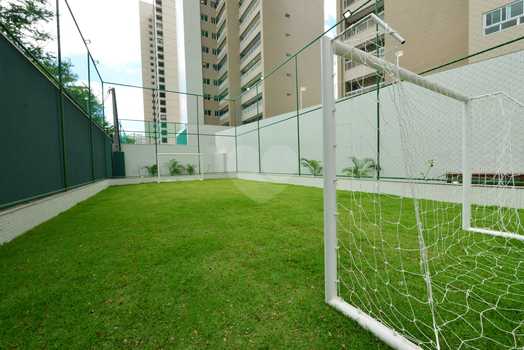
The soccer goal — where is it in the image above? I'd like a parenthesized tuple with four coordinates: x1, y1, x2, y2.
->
(321, 36, 524, 349)
(156, 152, 205, 182)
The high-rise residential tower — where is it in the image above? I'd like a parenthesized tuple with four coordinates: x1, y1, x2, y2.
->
(336, 0, 524, 97)
(200, 0, 324, 126)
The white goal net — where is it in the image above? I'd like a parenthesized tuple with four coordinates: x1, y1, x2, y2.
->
(322, 36, 524, 350)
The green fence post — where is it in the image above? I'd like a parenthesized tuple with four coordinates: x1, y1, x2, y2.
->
(256, 83, 261, 173)
(196, 96, 202, 175)
(87, 53, 95, 181)
(295, 56, 301, 176)
(55, 0, 68, 190)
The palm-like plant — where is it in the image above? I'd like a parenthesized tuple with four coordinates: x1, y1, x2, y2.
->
(169, 159, 185, 176)
(186, 164, 196, 175)
(144, 164, 158, 176)
(343, 157, 379, 178)
(301, 158, 323, 176)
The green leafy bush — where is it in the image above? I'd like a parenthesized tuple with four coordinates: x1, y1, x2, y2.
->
(343, 157, 379, 178)
(301, 158, 323, 176)
(169, 160, 185, 176)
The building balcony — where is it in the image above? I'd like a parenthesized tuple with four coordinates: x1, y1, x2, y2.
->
(239, 1, 260, 35)
(217, 13, 226, 33)
(344, 64, 377, 82)
(240, 39, 261, 68)
(342, 0, 374, 13)
(241, 101, 263, 121)
(217, 45, 227, 62)
(239, 0, 256, 19)
(240, 88, 261, 106)
(219, 111, 230, 125)
(240, 60, 261, 86)
(239, 18, 260, 53)
(218, 77, 228, 92)
(216, 0, 225, 15)
(341, 13, 383, 46)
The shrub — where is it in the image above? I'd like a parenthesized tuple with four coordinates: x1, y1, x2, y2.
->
(169, 160, 185, 176)
(301, 158, 323, 176)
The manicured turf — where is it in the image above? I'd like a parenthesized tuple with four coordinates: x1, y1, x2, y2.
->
(1, 179, 523, 349)
(0, 180, 386, 349)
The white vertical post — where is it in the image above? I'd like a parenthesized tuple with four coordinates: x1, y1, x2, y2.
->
(321, 37, 338, 303)
(462, 101, 472, 230)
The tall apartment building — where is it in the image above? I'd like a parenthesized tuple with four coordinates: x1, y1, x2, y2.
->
(200, 0, 324, 126)
(336, 0, 524, 97)
(139, 0, 182, 143)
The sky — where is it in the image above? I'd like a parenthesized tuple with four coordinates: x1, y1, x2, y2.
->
(51, 0, 337, 124)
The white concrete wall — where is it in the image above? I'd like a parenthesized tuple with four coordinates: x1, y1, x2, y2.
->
(0, 180, 111, 245)
(216, 49, 524, 180)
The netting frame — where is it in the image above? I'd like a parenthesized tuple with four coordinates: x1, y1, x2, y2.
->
(319, 36, 524, 350)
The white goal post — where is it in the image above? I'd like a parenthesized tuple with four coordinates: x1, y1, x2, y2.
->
(321, 36, 524, 350)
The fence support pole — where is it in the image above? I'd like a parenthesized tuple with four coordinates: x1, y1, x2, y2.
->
(256, 84, 262, 173)
(295, 56, 302, 176)
(196, 96, 202, 176)
(87, 53, 95, 181)
(56, 0, 68, 189)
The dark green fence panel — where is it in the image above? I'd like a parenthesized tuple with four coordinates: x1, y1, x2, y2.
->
(93, 128, 107, 180)
(63, 98, 93, 187)
(0, 34, 113, 209)
(105, 138, 113, 178)
(0, 34, 65, 207)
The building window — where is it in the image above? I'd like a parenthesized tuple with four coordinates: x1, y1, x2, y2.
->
(201, 30, 209, 37)
(201, 14, 208, 21)
(484, 0, 524, 35)
(202, 46, 209, 53)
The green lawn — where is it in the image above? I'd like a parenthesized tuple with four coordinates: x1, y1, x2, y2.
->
(1, 179, 523, 349)
(0, 180, 386, 349)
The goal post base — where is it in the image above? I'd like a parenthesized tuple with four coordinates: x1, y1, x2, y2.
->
(328, 298, 422, 350)
(467, 227, 524, 242)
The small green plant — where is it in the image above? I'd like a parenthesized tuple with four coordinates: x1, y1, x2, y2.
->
(169, 159, 185, 176)
(144, 164, 158, 176)
(186, 164, 196, 175)
(301, 158, 323, 176)
(343, 157, 379, 178)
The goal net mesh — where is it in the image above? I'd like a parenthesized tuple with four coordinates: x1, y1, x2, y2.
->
(335, 51, 524, 349)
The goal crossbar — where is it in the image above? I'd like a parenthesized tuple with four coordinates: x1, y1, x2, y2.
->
(332, 40, 470, 103)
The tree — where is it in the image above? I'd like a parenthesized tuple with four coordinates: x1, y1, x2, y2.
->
(0, 0, 111, 133)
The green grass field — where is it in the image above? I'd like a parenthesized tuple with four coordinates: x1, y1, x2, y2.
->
(0, 179, 523, 349)
(0, 180, 386, 349)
